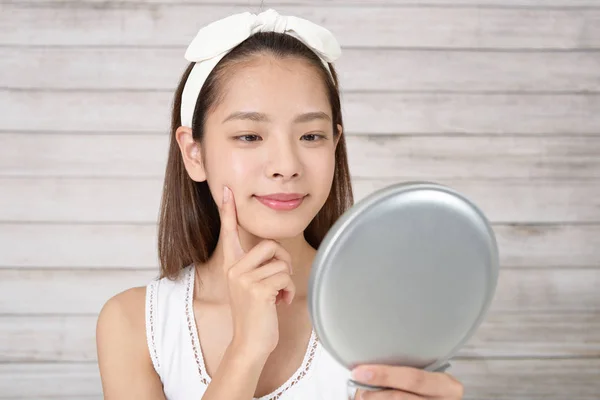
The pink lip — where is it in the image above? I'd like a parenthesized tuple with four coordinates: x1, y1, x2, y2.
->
(254, 193, 306, 211)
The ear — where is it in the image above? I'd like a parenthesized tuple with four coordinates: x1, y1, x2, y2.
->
(334, 124, 343, 149)
(175, 126, 207, 182)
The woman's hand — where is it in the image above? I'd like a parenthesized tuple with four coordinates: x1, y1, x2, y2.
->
(351, 365, 464, 400)
(219, 185, 296, 359)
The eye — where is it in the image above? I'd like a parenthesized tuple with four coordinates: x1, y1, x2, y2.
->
(235, 134, 262, 142)
(301, 133, 326, 142)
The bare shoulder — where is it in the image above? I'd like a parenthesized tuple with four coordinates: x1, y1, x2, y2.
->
(97, 286, 165, 399)
(97, 286, 146, 329)
(97, 286, 147, 346)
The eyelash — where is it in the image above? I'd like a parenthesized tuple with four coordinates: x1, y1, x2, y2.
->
(235, 133, 327, 142)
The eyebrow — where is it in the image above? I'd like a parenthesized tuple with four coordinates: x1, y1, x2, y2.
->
(222, 111, 331, 124)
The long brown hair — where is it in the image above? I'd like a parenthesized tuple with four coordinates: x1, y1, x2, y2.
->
(158, 31, 354, 280)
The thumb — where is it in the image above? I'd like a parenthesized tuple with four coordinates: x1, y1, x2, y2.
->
(219, 185, 245, 267)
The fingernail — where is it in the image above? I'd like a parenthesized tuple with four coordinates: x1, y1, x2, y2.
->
(352, 367, 373, 382)
(223, 186, 230, 204)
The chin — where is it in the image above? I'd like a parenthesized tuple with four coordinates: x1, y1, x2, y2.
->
(245, 218, 309, 241)
(242, 206, 316, 241)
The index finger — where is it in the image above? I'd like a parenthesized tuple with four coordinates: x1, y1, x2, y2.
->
(351, 365, 462, 398)
(219, 185, 245, 266)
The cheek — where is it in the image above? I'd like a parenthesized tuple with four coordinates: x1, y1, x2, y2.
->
(206, 143, 246, 177)
(217, 151, 259, 193)
(230, 156, 251, 177)
(307, 149, 336, 191)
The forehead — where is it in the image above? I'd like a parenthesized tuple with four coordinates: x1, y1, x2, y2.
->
(212, 56, 332, 120)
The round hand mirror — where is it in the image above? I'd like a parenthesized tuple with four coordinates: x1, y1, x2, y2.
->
(307, 181, 500, 392)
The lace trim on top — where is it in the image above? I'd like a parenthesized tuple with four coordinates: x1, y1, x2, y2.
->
(184, 265, 319, 399)
(146, 280, 160, 372)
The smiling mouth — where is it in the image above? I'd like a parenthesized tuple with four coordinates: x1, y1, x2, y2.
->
(253, 194, 307, 211)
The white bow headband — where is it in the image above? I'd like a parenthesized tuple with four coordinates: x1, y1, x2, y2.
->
(180, 9, 342, 127)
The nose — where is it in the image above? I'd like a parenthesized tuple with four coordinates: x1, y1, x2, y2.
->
(265, 136, 302, 181)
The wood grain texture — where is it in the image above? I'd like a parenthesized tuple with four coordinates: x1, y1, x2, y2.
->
(0, 268, 598, 315)
(2, 177, 598, 223)
(2, 1, 599, 398)
(3, 90, 600, 134)
(0, 316, 99, 362)
(2, 398, 101, 400)
(2, 312, 598, 363)
(25, 0, 600, 6)
(2, 134, 599, 178)
(4, 47, 600, 92)
(353, 179, 600, 223)
(0, 223, 598, 268)
(452, 359, 600, 399)
(0, 364, 101, 398)
(1, 360, 599, 399)
(459, 312, 600, 358)
(2, 4, 600, 49)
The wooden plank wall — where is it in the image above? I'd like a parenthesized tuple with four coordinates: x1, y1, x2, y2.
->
(1, 1, 599, 399)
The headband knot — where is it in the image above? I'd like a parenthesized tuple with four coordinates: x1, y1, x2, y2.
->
(256, 9, 288, 33)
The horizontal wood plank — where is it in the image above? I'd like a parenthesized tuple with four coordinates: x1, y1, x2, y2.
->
(452, 359, 600, 399)
(2, 4, 600, 49)
(0, 223, 597, 269)
(0, 224, 161, 269)
(346, 135, 600, 178)
(1, 398, 100, 400)
(4, 47, 600, 92)
(0, 269, 159, 315)
(2, 398, 100, 400)
(2, 177, 599, 224)
(3, 90, 600, 134)
(0, 268, 598, 314)
(26, 0, 600, 6)
(0, 316, 99, 363)
(0, 178, 163, 224)
(1, 359, 599, 399)
(0, 364, 101, 398)
(494, 224, 600, 268)
(2, 312, 598, 363)
(1, 134, 599, 179)
(353, 179, 600, 224)
(459, 312, 600, 358)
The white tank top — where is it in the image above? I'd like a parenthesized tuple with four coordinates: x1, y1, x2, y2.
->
(145, 265, 358, 399)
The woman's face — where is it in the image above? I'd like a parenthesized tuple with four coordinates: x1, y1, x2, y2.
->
(202, 56, 340, 240)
